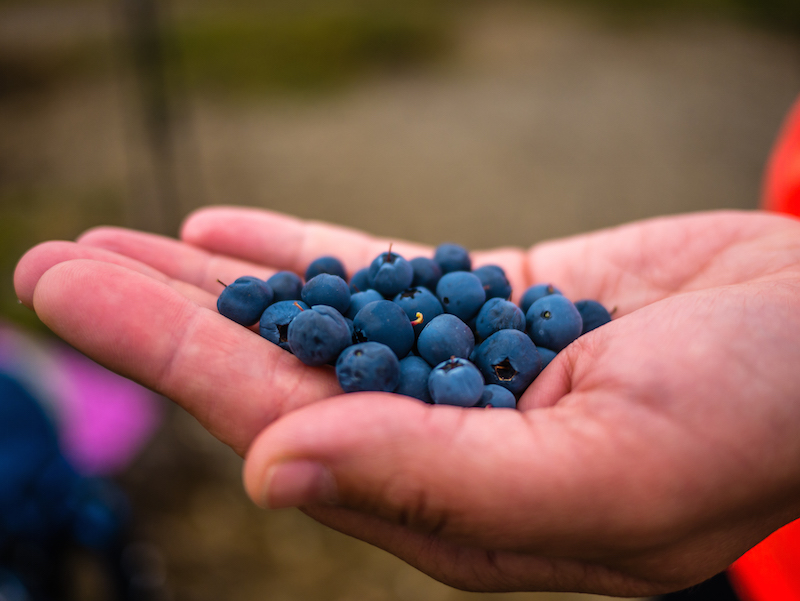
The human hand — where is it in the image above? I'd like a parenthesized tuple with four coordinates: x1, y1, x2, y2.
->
(14, 207, 800, 596)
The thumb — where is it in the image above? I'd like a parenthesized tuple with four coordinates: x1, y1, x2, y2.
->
(242, 392, 655, 553)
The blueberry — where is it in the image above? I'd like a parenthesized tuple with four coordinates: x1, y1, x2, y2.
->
(287, 305, 352, 366)
(475, 384, 517, 409)
(217, 276, 274, 326)
(428, 357, 484, 407)
(472, 265, 512, 300)
(416, 313, 475, 367)
(519, 283, 562, 315)
(349, 267, 371, 294)
(392, 286, 444, 338)
(409, 257, 442, 291)
(352, 300, 415, 359)
(436, 271, 486, 322)
(346, 289, 384, 320)
(526, 295, 583, 352)
(434, 243, 471, 274)
(301, 274, 351, 314)
(368, 250, 414, 298)
(473, 329, 542, 397)
(575, 299, 613, 334)
(260, 300, 310, 351)
(305, 256, 347, 282)
(266, 271, 303, 302)
(395, 355, 433, 403)
(336, 342, 401, 393)
(537, 346, 557, 369)
(474, 298, 526, 341)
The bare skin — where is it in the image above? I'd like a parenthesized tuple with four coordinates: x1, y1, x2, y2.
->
(13, 206, 800, 597)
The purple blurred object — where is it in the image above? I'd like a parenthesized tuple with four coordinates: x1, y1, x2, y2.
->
(0, 321, 161, 476)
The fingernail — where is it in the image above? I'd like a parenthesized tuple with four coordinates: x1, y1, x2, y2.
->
(262, 460, 337, 509)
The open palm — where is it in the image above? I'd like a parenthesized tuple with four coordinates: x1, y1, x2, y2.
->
(14, 207, 800, 597)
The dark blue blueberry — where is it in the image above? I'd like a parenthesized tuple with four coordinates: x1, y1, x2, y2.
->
(260, 300, 310, 351)
(526, 295, 583, 352)
(266, 271, 304, 302)
(368, 251, 414, 298)
(537, 346, 557, 370)
(336, 342, 400, 393)
(305, 256, 347, 282)
(473, 329, 542, 397)
(392, 286, 444, 338)
(395, 355, 433, 403)
(436, 271, 486, 322)
(475, 384, 517, 409)
(301, 274, 351, 315)
(349, 267, 371, 293)
(472, 265, 512, 300)
(519, 283, 562, 315)
(287, 305, 351, 366)
(575, 299, 613, 334)
(217, 276, 274, 326)
(416, 314, 474, 367)
(409, 257, 442, 291)
(352, 300, 415, 359)
(346, 289, 384, 319)
(474, 298, 526, 341)
(433, 243, 471, 274)
(428, 357, 484, 407)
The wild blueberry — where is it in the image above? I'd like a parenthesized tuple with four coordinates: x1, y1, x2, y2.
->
(473, 329, 542, 397)
(395, 355, 433, 403)
(266, 271, 303, 302)
(428, 357, 484, 407)
(349, 267, 371, 294)
(416, 313, 474, 367)
(575, 299, 613, 334)
(436, 271, 486, 322)
(474, 298, 526, 341)
(410, 257, 443, 291)
(526, 295, 583, 352)
(217, 276, 274, 326)
(259, 300, 310, 351)
(336, 342, 401, 393)
(433, 243, 471, 274)
(472, 265, 512, 300)
(301, 274, 351, 315)
(393, 286, 443, 338)
(305, 256, 347, 282)
(368, 249, 414, 298)
(287, 305, 351, 366)
(519, 283, 562, 315)
(346, 289, 384, 319)
(537, 346, 557, 370)
(475, 384, 517, 409)
(352, 300, 415, 359)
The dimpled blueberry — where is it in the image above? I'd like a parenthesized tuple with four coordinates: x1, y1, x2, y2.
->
(409, 257, 442, 291)
(473, 329, 542, 397)
(288, 305, 351, 366)
(475, 384, 517, 409)
(301, 274, 351, 314)
(575, 299, 612, 334)
(336, 342, 400, 393)
(349, 267, 371, 293)
(436, 271, 486, 322)
(346, 289, 384, 319)
(305, 256, 347, 282)
(428, 357, 484, 407)
(519, 283, 562, 315)
(217, 276, 274, 326)
(395, 355, 433, 403)
(260, 300, 310, 350)
(537, 346, 557, 370)
(266, 271, 303, 302)
(368, 251, 414, 297)
(526, 295, 583, 352)
(393, 287, 443, 338)
(474, 298, 526, 341)
(434, 243, 471, 274)
(472, 265, 512, 300)
(416, 314, 474, 367)
(353, 300, 415, 359)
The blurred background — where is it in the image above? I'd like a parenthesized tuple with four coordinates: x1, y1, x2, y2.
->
(1, 0, 799, 598)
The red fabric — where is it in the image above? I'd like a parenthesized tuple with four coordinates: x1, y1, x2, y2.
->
(727, 95, 800, 601)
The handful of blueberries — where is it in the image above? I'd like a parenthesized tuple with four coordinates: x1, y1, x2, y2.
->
(216, 244, 612, 409)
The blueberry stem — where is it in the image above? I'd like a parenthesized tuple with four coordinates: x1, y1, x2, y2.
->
(410, 312, 424, 326)
(293, 301, 305, 311)
(217, 279, 228, 288)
